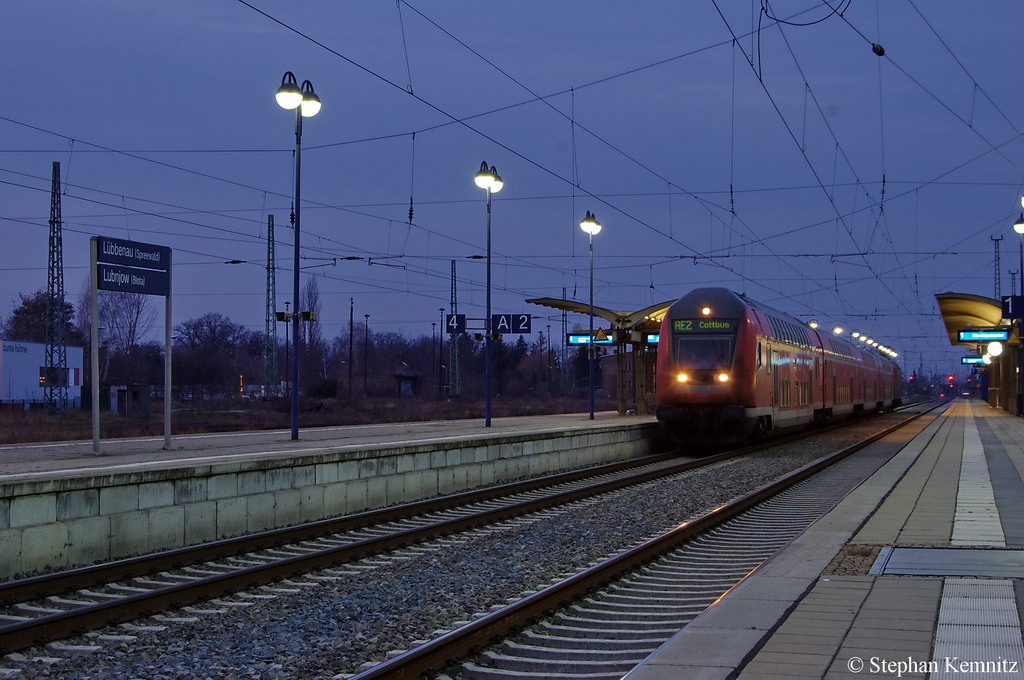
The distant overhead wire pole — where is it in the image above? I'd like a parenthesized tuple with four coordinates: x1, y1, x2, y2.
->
(45, 161, 68, 415)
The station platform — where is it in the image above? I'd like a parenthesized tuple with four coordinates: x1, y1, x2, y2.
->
(625, 399, 1024, 680)
(0, 411, 653, 483)
(0, 412, 664, 579)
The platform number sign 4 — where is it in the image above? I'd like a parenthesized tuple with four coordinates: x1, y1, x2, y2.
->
(446, 314, 466, 334)
(492, 314, 532, 334)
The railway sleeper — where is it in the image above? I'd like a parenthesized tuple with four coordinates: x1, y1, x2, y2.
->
(517, 631, 664, 651)
(538, 622, 685, 640)
(552, 613, 696, 630)
(598, 593, 719, 606)
(499, 640, 649, 663)
(560, 604, 704, 621)
(473, 652, 637, 676)
(460, 661, 623, 680)
(561, 606, 705, 623)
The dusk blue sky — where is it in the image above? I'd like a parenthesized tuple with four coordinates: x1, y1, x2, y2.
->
(2, 1, 1023, 377)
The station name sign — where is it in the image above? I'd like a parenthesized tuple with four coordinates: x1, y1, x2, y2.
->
(97, 237, 170, 271)
(957, 329, 1008, 342)
(673, 318, 737, 333)
(94, 236, 170, 297)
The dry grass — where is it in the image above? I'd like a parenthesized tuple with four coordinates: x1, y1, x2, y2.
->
(0, 394, 617, 445)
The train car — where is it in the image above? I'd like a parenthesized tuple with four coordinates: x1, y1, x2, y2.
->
(655, 288, 901, 446)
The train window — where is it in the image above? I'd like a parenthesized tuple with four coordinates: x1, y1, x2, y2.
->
(674, 335, 734, 369)
(757, 342, 763, 369)
(814, 357, 820, 379)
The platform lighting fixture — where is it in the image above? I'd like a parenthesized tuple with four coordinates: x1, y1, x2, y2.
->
(851, 330, 861, 339)
(276, 71, 322, 441)
(832, 325, 843, 335)
(1014, 199, 1024, 297)
(475, 162, 503, 427)
(808, 320, 818, 329)
(989, 341, 1003, 357)
(984, 355, 993, 365)
(580, 210, 602, 420)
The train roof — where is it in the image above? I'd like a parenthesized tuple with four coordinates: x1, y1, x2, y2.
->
(668, 288, 898, 366)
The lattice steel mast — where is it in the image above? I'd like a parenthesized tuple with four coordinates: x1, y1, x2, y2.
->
(264, 215, 278, 397)
(45, 162, 68, 414)
(448, 260, 459, 397)
(992, 235, 1002, 300)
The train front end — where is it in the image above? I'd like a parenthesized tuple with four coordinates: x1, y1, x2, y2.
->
(655, 288, 758, 446)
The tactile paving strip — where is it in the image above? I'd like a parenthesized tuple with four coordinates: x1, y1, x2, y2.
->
(931, 579, 1024, 679)
(951, 414, 1005, 547)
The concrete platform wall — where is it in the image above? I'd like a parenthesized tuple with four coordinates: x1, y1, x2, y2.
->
(0, 422, 667, 578)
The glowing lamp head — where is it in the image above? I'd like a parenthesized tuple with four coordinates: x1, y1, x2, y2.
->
(276, 72, 303, 110)
(299, 81, 321, 117)
(580, 211, 602, 235)
(808, 320, 818, 329)
(701, 307, 712, 316)
(474, 162, 503, 192)
(988, 341, 1003, 357)
(832, 325, 843, 335)
(1015, 212, 1024, 235)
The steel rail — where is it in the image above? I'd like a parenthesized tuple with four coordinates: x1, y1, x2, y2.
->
(0, 448, 748, 653)
(0, 402, 939, 655)
(0, 451, 684, 608)
(347, 404, 940, 679)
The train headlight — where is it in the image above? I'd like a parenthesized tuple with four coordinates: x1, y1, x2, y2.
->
(676, 373, 689, 383)
(716, 373, 729, 383)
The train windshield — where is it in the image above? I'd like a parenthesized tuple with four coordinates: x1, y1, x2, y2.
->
(674, 335, 733, 369)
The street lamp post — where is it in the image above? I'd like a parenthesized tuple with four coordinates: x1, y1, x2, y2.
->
(474, 162, 503, 427)
(1014, 204, 1024, 296)
(580, 211, 602, 420)
(1012, 201, 1024, 415)
(275, 302, 292, 400)
(364, 314, 370, 397)
(276, 71, 321, 441)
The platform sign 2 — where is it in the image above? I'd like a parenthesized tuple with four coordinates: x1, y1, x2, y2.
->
(446, 313, 466, 334)
(492, 314, 532, 334)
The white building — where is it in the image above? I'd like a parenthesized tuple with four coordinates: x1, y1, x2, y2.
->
(1, 339, 84, 409)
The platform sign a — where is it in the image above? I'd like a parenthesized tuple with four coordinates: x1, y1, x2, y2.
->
(492, 314, 532, 334)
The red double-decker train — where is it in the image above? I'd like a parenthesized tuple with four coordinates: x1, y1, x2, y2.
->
(655, 287, 901, 446)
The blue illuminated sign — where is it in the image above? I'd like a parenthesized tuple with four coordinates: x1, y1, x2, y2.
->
(957, 329, 1008, 342)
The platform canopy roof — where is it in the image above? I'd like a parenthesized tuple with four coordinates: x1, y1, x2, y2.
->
(526, 298, 673, 330)
(934, 292, 1005, 347)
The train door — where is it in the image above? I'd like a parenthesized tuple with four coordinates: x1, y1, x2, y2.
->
(772, 350, 781, 418)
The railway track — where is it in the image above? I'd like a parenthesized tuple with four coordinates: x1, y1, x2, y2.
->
(347, 401, 940, 680)
(0, 401, 939, 666)
(0, 444, 750, 655)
